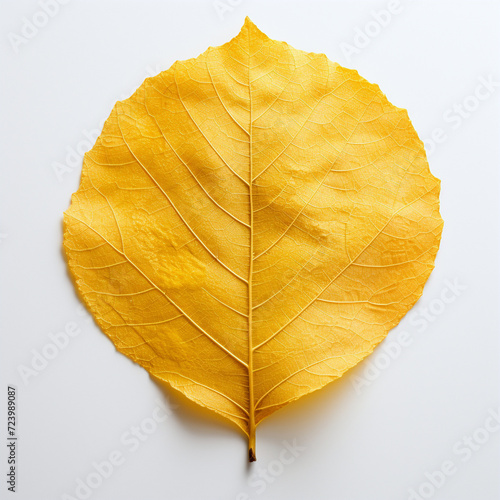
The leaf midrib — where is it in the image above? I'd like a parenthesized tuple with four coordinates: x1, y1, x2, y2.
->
(246, 26, 256, 457)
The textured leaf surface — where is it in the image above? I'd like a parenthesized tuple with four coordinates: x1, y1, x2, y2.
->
(63, 18, 443, 459)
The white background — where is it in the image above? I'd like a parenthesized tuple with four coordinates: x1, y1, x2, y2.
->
(1, 1, 499, 499)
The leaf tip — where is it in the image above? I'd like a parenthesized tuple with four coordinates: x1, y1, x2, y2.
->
(240, 16, 266, 39)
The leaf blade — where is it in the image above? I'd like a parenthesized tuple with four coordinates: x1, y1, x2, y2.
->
(63, 18, 443, 456)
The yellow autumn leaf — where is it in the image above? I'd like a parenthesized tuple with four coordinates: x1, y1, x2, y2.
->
(63, 18, 443, 461)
